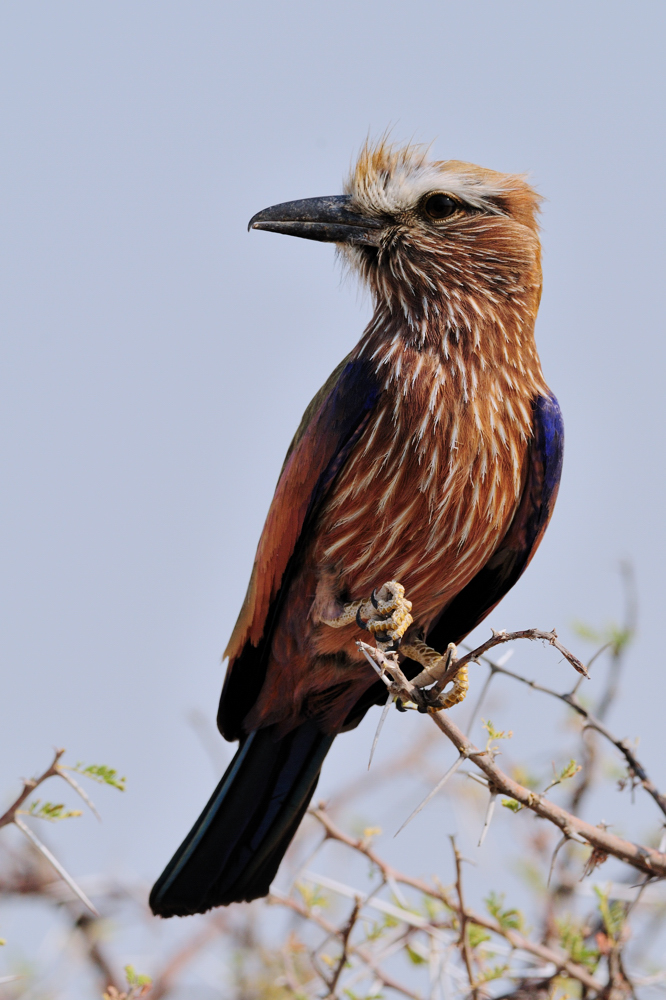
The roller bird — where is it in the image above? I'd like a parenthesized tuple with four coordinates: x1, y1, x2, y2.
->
(150, 140, 563, 917)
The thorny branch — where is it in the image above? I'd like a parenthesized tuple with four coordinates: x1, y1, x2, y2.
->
(324, 897, 361, 998)
(0, 748, 101, 915)
(455, 628, 588, 679)
(308, 807, 603, 991)
(3, 589, 664, 998)
(469, 653, 666, 820)
(0, 748, 67, 830)
(358, 632, 666, 880)
(269, 891, 422, 1000)
(404, 628, 588, 698)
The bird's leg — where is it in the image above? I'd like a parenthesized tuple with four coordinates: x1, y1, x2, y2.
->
(323, 581, 468, 710)
(400, 637, 469, 710)
(321, 580, 413, 651)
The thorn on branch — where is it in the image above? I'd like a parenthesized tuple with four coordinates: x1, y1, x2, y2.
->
(478, 789, 498, 847)
(13, 816, 99, 916)
(394, 753, 468, 837)
(547, 834, 569, 887)
(368, 692, 392, 770)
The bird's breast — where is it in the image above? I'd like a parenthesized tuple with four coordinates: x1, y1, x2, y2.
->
(313, 347, 533, 636)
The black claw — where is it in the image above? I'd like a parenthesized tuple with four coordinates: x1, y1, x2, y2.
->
(370, 588, 380, 609)
(356, 606, 368, 630)
(395, 699, 407, 713)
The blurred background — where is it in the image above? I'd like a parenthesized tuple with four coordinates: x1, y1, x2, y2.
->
(1, 1, 665, 995)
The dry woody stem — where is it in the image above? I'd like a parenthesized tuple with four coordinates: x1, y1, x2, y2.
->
(358, 627, 666, 882)
(309, 807, 603, 991)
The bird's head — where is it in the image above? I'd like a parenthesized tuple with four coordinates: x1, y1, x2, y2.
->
(249, 139, 543, 328)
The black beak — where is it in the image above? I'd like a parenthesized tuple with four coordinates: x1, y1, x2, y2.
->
(248, 195, 382, 245)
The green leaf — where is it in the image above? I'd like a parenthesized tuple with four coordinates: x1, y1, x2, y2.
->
(501, 797, 522, 813)
(571, 620, 603, 644)
(422, 895, 447, 921)
(124, 965, 152, 989)
(362, 918, 388, 942)
(406, 944, 427, 965)
(485, 891, 524, 932)
(479, 963, 509, 983)
(543, 758, 582, 794)
(572, 619, 633, 656)
(468, 923, 491, 948)
(557, 918, 599, 970)
(511, 764, 541, 791)
(71, 763, 126, 791)
(593, 885, 625, 943)
(482, 719, 512, 742)
(295, 881, 329, 910)
(23, 800, 83, 822)
(558, 759, 582, 782)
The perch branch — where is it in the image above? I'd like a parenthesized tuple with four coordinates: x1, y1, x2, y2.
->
(358, 633, 666, 877)
(473, 655, 666, 819)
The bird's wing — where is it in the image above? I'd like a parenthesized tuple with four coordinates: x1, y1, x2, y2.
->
(425, 391, 564, 652)
(219, 354, 381, 739)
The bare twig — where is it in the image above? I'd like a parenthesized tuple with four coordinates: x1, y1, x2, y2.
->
(325, 898, 361, 998)
(547, 835, 569, 888)
(472, 654, 666, 819)
(75, 915, 123, 995)
(451, 835, 477, 995)
(309, 808, 603, 990)
(465, 669, 495, 737)
(359, 640, 666, 878)
(270, 891, 421, 1000)
(595, 559, 637, 722)
(425, 706, 666, 878)
(57, 769, 101, 821)
(0, 748, 113, 918)
(0, 748, 66, 828)
(455, 628, 588, 679)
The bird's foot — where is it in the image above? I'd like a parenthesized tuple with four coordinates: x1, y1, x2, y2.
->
(400, 638, 469, 709)
(322, 580, 413, 652)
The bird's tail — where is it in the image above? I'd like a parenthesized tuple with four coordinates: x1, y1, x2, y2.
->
(149, 720, 335, 917)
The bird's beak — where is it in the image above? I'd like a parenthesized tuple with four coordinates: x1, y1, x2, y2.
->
(248, 195, 382, 245)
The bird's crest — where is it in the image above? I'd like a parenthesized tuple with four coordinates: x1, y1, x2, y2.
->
(345, 137, 542, 229)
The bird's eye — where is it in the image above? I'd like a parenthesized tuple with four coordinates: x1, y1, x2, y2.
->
(423, 193, 459, 221)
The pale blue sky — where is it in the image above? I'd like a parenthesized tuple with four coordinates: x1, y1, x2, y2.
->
(1, 0, 665, 966)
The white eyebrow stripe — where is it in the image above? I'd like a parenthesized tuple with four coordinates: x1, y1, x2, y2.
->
(349, 163, 519, 216)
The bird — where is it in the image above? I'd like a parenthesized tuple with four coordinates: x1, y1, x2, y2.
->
(149, 139, 563, 918)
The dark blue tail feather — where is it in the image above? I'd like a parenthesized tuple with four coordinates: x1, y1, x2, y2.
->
(150, 721, 334, 916)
